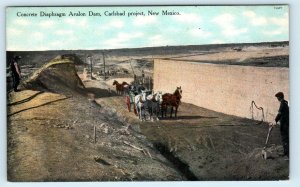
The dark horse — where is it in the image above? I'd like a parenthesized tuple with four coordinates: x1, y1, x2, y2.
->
(161, 86, 182, 118)
(113, 80, 129, 95)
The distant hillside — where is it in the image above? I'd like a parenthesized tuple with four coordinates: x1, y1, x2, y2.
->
(7, 41, 289, 68)
(7, 41, 289, 54)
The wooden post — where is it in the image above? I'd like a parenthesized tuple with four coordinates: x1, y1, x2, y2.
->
(134, 74, 137, 84)
(94, 126, 96, 144)
(129, 58, 135, 76)
(102, 51, 106, 80)
(142, 70, 145, 84)
(90, 57, 93, 80)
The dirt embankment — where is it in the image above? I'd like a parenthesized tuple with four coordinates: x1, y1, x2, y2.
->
(21, 55, 85, 95)
(96, 93, 289, 180)
(7, 56, 185, 181)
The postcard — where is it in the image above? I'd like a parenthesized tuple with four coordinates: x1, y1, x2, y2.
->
(6, 5, 289, 181)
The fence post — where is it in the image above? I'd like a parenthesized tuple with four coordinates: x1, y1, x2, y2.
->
(94, 126, 96, 144)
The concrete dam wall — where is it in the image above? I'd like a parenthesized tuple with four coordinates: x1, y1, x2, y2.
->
(153, 59, 289, 122)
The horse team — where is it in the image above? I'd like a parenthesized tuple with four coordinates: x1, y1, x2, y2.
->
(112, 80, 182, 121)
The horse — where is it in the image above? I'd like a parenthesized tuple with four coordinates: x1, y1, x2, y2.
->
(113, 80, 124, 95)
(122, 81, 129, 86)
(146, 91, 163, 121)
(122, 82, 131, 95)
(136, 84, 146, 94)
(161, 86, 182, 118)
(134, 90, 147, 121)
(113, 80, 130, 95)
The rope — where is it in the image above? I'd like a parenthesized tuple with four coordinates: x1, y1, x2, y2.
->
(250, 101, 265, 124)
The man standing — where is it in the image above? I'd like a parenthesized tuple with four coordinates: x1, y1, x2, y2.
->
(275, 92, 289, 158)
(10, 55, 22, 92)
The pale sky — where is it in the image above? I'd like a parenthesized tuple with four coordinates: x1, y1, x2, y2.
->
(6, 5, 289, 51)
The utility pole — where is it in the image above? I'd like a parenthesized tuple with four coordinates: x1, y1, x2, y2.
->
(88, 55, 93, 80)
(129, 59, 136, 84)
(86, 55, 90, 79)
(102, 51, 106, 80)
(90, 57, 93, 80)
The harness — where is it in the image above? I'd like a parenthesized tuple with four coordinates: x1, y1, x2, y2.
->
(139, 95, 145, 103)
(151, 93, 158, 102)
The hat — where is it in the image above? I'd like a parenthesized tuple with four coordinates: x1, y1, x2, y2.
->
(275, 92, 284, 99)
(14, 55, 22, 60)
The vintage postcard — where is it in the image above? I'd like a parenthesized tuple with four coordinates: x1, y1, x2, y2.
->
(6, 5, 289, 181)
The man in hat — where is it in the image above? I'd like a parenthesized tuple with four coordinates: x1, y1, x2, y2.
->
(10, 55, 22, 92)
(274, 92, 289, 158)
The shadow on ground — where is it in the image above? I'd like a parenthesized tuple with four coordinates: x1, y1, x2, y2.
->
(85, 87, 120, 98)
(159, 115, 218, 120)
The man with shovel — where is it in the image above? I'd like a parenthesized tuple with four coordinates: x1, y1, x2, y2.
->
(274, 92, 289, 158)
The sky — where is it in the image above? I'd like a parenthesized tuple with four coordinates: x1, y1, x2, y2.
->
(6, 5, 289, 51)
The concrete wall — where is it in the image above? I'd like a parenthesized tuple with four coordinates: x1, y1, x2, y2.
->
(153, 59, 289, 122)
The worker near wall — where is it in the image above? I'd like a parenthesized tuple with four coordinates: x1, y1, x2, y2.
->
(274, 92, 289, 158)
(10, 55, 22, 92)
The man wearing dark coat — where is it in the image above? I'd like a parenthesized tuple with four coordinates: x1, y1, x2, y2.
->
(10, 55, 22, 92)
(275, 92, 289, 158)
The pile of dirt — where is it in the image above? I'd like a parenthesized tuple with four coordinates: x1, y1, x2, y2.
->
(21, 55, 85, 95)
(61, 54, 86, 65)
